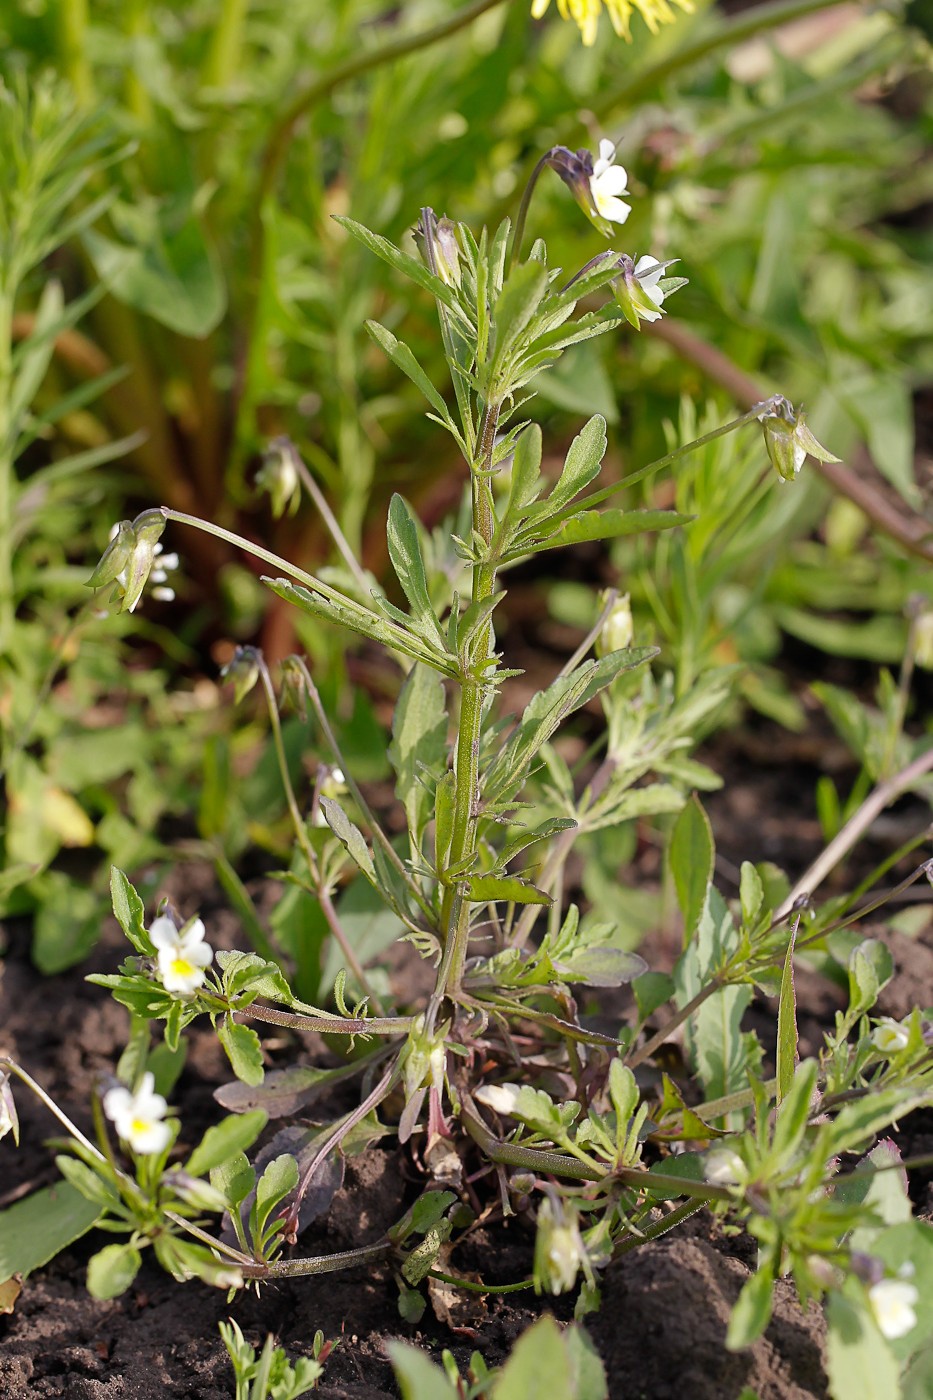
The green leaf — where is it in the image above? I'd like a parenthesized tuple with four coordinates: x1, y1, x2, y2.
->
(387, 1342, 459, 1400)
(110, 867, 152, 955)
(252, 1153, 299, 1240)
(210, 1153, 255, 1210)
(505, 423, 543, 521)
(511, 508, 691, 559)
(464, 874, 551, 906)
(633, 971, 675, 1019)
(54, 1155, 120, 1209)
(0, 1184, 101, 1283)
(669, 796, 714, 946)
(492, 1314, 574, 1399)
(490, 260, 549, 377)
(826, 1288, 903, 1400)
(366, 322, 458, 439)
(740, 862, 765, 930)
(86, 1243, 142, 1300)
(675, 888, 751, 1106)
(563, 1324, 609, 1400)
(547, 415, 607, 515)
(775, 922, 799, 1106)
(386, 494, 439, 628)
(185, 1110, 268, 1178)
(726, 1261, 776, 1350)
(771, 1059, 819, 1164)
(319, 797, 376, 884)
(848, 939, 894, 1017)
(217, 1018, 264, 1086)
(334, 217, 458, 312)
(389, 664, 448, 852)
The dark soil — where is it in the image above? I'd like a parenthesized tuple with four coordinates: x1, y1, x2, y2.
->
(3, 708, 933, 1398)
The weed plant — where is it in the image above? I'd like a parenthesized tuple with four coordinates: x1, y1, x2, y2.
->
(3, 122, 933, 1397)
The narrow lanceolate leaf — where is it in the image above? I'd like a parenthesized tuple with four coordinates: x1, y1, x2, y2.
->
(775, 919, 799, 1107)
(483, 650, 654, 807)
(669, 796, 714, 948)
(365, 322, 461, 444)
(489, 260, 549, 378)
(386, 495, 441, 632)
(388, 664, 448, 853)
(110, 867, 152, 955)
(544, 414, 607, 516)
(319, 797, 376, 884)
(464, 874, 551, 906)
(334, 217, 461, 314)
(507, 507, 692, 560)
(726, 1259, 776, 1350)
(263, 577, 456, 677)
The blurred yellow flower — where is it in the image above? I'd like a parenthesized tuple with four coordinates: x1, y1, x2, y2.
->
(531, 0, 694, 45)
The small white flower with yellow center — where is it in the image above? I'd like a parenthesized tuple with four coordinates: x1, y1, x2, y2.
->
(868, 1276, 919, 1340)
(103, 1072, 172, 1155)
(590, 140, 631, 225)
(871, 1016, 911, 1055)
(150, 914, 213, 996)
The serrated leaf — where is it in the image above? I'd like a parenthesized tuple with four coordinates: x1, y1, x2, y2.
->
(366, 321, 458, 436)
(319, 797, 376, 884)
(547, 415, 607, 515)
(510, 508, 691, 559)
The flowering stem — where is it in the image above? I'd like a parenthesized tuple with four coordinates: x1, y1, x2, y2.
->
(245, 1238, 394, 1279)
(508, 151, 553, 271)
(0, 1058, 101, 1162)
(254, 655, 385, 1013)
(427, 401, 501, 1025)
(288, 448, 373, 599)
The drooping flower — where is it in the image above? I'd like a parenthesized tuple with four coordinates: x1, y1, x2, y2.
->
(149, 914, 213, 996)
(871, 1016, 911, 1055)
(103, 1072, 172, 1155)
(590, 140, 631, 225)
(756, 397, 840, 483)
(220, 645, 261, 704)
(531, 0, 694, 47)
(88, 509, 178, 612)
(256, 437, 302, 519)
(533, 1195, 591, 1294)
(868, 1277, 919, 1340)
(545, 143, 629, 237)
(612, 253, 684, 329)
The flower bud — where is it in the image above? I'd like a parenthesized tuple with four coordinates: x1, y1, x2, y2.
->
(596, 591, 633, 656)
(221, 646, 262, 704)
(756, 397, 840, 483)
(162, 1170, 228, 1213)
(87, 520, 135, 591)
(533, 1195, 589, 1295)
(433, 218, 461, 288)
(912, 607, 933, 671)
(704, 1146, 747, 1187)
(612, 254, 684, 330)
(256, 437, 301, 519)
(0, 1072, 18, 1145)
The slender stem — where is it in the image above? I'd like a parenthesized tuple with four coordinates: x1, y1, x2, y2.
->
(237, 1002, 412, 1037)
(459, 1095, 731, 1200)
(613, 1197, 708, 1255)
(255, 656, 385, 1012)
(0, 1058, 101, 1162)
(202, 0, 249, 90)
(289, 444, 372, 599)
(428, 1270, 534, 1295)
(775, 747, 933, 921)
(427, 402, 501, 1023)
(508, 152, 552, 271)
(291, 1067, 396, 1222)
(0, 288, 15, 657)
(625, 979, 725, 1073)
(248, 1238, 393, 1280)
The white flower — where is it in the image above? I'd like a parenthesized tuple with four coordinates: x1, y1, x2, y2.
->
(868, 1277, 919, 1340)
(704, 1147, 747, 1186)
(474, 1083, 523, 1115)
(590, 140, 631, 225)
(103, 1072, 172, 1155)
(107, 518, 178, 610)
(150, 915, 213, 996)
(631, 256, 666, 319)
(0, 1072, 18, 1145)
(871, 1017, 911, 1055)
(597, 591, 634, 656)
